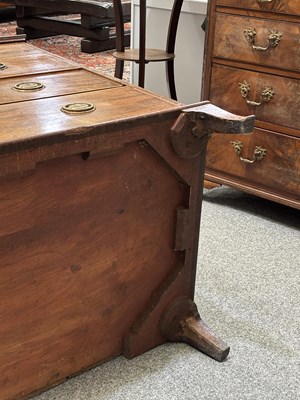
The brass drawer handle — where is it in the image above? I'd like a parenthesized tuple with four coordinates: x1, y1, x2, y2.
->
(0, 62, 7, 70)
(244, 27, 282, 51)
(256, 0, 277, 6)
(239, 81, 275, 106)
(231, 140, 267, 164)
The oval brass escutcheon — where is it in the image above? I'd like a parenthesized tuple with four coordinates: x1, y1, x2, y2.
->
(13, 81, 45, 91)
(61, 102, 96, 115)
(0, 62, 7, 70)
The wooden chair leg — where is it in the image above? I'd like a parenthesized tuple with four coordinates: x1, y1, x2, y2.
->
(166, 59, 177, 100)
(138, 0, 146, 88)
(113, 0, 126, 80)
(165, 0, 184, 100)
(114, 59, 124, 79)
(138, 61, 146, 88)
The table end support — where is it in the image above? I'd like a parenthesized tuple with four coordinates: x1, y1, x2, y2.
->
(160, 296, 230, 362)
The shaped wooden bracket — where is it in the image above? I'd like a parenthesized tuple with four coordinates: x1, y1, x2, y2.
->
(170, 102, 255, 158)
(160, 296, 230, 362)
(123, 103, 255, 362)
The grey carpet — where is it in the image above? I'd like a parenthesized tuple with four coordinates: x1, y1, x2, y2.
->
(33, 186, 300, 400)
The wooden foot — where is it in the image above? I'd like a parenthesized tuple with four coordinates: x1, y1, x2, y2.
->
(160, 296, 230, 362)
(204, 180, 220, 190)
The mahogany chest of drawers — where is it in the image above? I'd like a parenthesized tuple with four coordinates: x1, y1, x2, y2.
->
(0, 40, 255, 399)
(202, 0, 300, 209)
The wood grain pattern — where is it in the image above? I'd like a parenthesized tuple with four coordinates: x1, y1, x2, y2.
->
(216, 0, 300, 15)
(0, 86, 181, 149)
(0, 69, 121, 105)
(210, 64, 300, 133)
(206, 128, 300, 197)
(213, 13, 300, 73)
(202, 0, 300, 209)
(0, 42, 78, 78)
(0, 142, 186, 400)
(0, 41, 193, 400)
(0, 40, 257, 400)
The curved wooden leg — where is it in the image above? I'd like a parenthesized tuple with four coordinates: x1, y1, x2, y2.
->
(166, 59, 177, 100)
(160, 296, 230, 362)
(165, 0, 184, 100)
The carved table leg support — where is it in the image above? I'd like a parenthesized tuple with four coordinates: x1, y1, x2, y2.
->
(122, 103, 255, 362)
(160, 296, 230, 362)
(165, 102, 255, 361)
(170, 102, 255, 159)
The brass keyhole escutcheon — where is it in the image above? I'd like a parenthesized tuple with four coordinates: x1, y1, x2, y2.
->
(61, 102, 96, 115)
(13, 81, 45, 92)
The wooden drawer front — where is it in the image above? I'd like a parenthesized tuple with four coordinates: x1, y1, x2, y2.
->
(0, 86, 180, 147)
(216, 0, 300, 16)
(0, 69, 121, 105)
(0, 43, 77, 78)
(214, 13, 300, 72)
(206, 128, 300, 197)
(210, 64, 300, 132)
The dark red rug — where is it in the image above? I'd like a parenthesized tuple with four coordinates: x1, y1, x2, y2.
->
(0, 20, 130, 80)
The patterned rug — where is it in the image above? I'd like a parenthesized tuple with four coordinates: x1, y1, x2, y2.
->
(0, 19, 130, 80)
